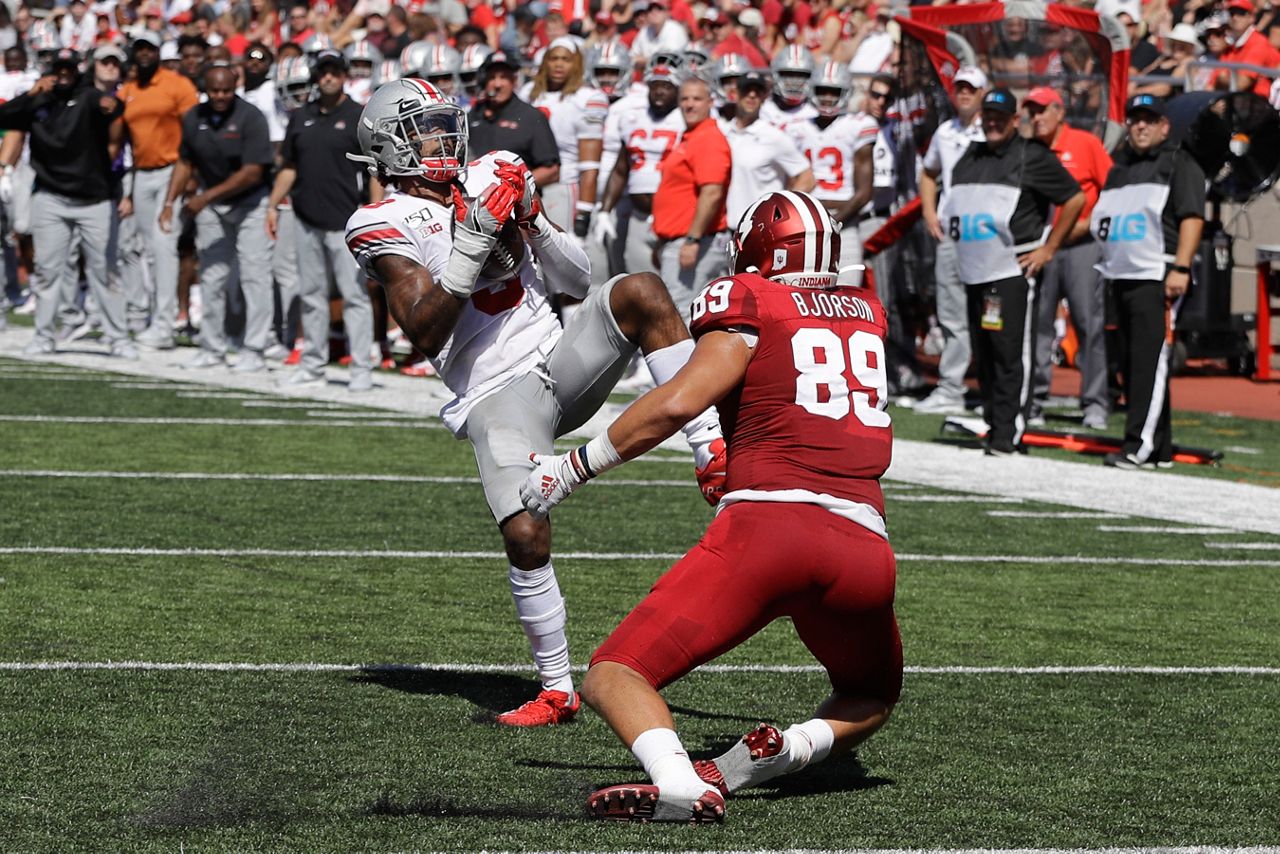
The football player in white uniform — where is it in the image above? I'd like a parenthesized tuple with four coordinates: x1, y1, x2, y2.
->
(343, 39, 383, 105)
(344, 80, 726, 727)
(596, 57, 684, 278)
(587, 41, 639, 283)
(789, 60, 877, 280)
(761, 44, 817, 131)
(518, 38, 610, 245)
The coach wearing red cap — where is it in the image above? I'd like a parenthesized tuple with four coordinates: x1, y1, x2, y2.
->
(1022, 86, 1113, 431)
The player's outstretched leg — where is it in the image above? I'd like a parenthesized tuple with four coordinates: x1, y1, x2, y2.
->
(606, 272, 726, 502)
(695, 693, 892, 795)
(493, 513, 579, 727)
(580, 661, 724, 822)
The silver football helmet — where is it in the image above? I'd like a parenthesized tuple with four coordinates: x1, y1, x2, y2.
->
(300, 32, 334, 57)
(809, 60, 853, 117)
(712, 52, 751, 103)
(348, 78, 468, 182)
(275, 56, 315, 111)
(344, 39, 384, 80)
(586, 41, 631, 101)
(771, 44, 815, 108)
(458, 43, 492, 98)
(681, 47, 710, 72)
(419, 44, 462, 99)
(377, 59, 403, 85)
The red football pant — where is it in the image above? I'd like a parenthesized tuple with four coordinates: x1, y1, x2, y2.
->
(591, 501, 902, 705)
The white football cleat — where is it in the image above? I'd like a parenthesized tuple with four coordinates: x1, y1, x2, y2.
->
(587, 783, 724, 824)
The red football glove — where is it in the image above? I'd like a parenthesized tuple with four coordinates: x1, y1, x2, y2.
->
(496, 159, 542, 225)
(453, 180, 520, 236)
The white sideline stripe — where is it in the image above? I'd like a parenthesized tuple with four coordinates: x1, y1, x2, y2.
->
(304, 410, 430, 420)
(241, 401, 364, 410)
(1205, 541, 1280, 550)
(174, 391, 268, 400)
(0, 415, 443, 429)
(2, 546, 1278, 567)
(0, 469, 692, 488)
(890, 495, 1023, 504)
(1097, 525, 1235, 535)
(2, 661, 1277, 676)
(987, 511, 1121, 519)
(111, 382, 208, 390)
(0, 373, 161, 383)
(423, 849, 1280, 854)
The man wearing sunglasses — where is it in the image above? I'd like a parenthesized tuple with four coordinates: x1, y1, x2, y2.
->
(1089, 94, 1204, 470)
(1219, 0, 1280, 96)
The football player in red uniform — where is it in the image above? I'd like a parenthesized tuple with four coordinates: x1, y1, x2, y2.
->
(520, 190, 901, 823)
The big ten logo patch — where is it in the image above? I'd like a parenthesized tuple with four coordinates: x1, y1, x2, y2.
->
(948, 213, 998, 242)
(1096, 214, 1146, 242)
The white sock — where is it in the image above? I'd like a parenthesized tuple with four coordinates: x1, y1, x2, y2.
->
(631, 727, 712, 798)
(508, 562, 574, 694)
(781, 719, 836, 774)
(644, 340, 723, 468)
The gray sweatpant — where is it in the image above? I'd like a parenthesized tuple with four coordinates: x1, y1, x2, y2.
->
(132, 165, 182, 338)
(295, 215, 373, 374)
(623, 207, 659, 278)
(273, 206, 300, 345)
(194, 194, 273, 357)
(933, 238, 971, 400)
(658, 233, 728, 319)
(1032, 239, 1108, 419)
(29, 191, 125, 346)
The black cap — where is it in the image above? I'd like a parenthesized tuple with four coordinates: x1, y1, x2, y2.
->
(313, 48, 347, 71)
(480, 50, 520, 72)
(981, 87, 1017, 115)
(51, 49, 81, 70)
(1125, 93, 1167, 118)
(739, 70, 768, 91)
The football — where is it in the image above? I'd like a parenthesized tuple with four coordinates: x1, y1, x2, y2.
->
(482, 216, 526, 281)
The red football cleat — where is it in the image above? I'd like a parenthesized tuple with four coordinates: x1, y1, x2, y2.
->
(694, 438, 728, 506)
(284, 346, 302, 366)
(494, 689, 579, 727)
(399, 360, 438, 378)
(587, 783, 725, 824)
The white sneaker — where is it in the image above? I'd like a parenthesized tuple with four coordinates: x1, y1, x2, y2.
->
(23, 336, 55, 355)
(136, 328, 176, 350)
(232, 351, 267, 374)
(278, 369, 325, 389)
(58, 320, 98, 343)
(1082, 412, 1109, 430)
(186, 350, 226, 369)
(262, 342, 290, 362)
(110, 340, 140, 360)
(914, 392, 966, 415)
(13, 294, 36, 316)
(348, 371, 373, 393)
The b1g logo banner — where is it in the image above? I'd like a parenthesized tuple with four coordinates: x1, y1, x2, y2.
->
(948, 214, 998, 242)
(1096, 214, 1146, 242)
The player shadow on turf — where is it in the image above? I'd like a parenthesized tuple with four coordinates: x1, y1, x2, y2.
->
(350, 667, 547, 722)
(734, 752, 892, 800)
(366, 791, 581, 821)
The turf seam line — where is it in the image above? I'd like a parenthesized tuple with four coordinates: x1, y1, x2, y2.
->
(2, 546, 1279, 566)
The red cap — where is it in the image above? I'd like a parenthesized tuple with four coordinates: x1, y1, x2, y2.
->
(702, 6, 727, 23)
(1228, 0, 1255, 11)
(594, 10, 616, 25)
(1024, 86, 1063, 108)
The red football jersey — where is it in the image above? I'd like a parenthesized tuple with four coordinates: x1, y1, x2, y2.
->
(689, 273, 892, 514)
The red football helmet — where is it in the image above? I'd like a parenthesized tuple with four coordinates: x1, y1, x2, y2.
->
(729, 191, 842, 289)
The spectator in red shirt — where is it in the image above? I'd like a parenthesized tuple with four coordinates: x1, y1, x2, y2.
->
(762, 0, 813, 56)
(715, 8, 769, 68)
(1221, 0, 1280, 96)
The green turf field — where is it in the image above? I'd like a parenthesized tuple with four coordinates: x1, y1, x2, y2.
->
(1, 358, 1278, 852)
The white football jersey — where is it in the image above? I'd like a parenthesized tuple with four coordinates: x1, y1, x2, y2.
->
(598, 89, 647, 197)
(761, 98, 818, 134)
(520, 83, 610, 187)
(345, 76, 376, 105)
(238, 81, 287, 143)
(345, 152, 562, 436)
(617, 104, 685, 195)
(789, 112, 879, 203)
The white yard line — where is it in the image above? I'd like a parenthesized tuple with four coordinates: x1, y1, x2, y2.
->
(240, 400, 364, 410)
(4, 329, 1279, 534)
(2, 546, 1278, 567)
(1204, 541, 1280, 550)
(110, 382, 209, 390)
(0, 415, 442, 429)
(1, 661, 1276, 676)
(174, 391, 268, 400)
(0, 469, 692, 488)
(987, 511, 1121, 519)
(892, 495, 1024, 504)
(1097, 526, 1235, 535)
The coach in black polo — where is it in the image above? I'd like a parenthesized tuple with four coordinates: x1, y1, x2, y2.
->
(161, 65, 275, 372)
(945, 87, 1084, 456)
(267, 49, 375, 392)
(466, 50, 560, 189)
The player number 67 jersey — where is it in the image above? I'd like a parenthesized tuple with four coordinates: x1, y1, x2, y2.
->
(689, 272, 892, 530)
(789, 112, 879, 204)
(617, 107, 686, 195)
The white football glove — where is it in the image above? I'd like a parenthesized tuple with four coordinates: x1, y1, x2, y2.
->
(591, 208, 617, 245)
(519, 451, 593, 520)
